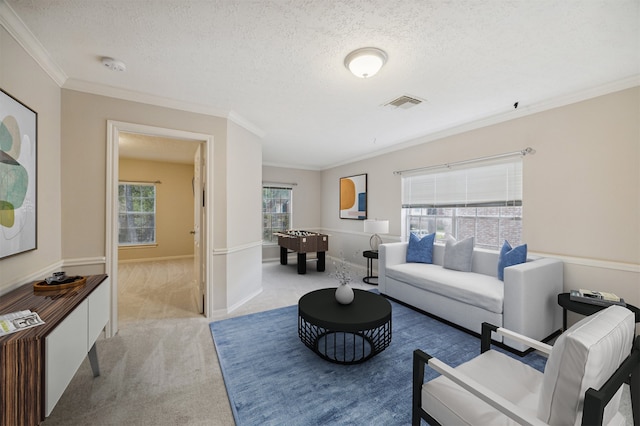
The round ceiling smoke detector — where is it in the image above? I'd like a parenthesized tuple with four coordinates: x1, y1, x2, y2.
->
(101, 57, 126, 72)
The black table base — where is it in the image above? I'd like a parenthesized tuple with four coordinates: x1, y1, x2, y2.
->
(558, 293, 640, 330)
(362, 250, 379, 285)
(298, 315, 391, 364)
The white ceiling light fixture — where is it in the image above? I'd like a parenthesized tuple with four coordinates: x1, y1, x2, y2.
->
(344, 47, 387, 78)
(101, 56, 126, 72)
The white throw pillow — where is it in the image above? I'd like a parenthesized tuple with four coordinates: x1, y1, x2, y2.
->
(443, 237, 474, 272)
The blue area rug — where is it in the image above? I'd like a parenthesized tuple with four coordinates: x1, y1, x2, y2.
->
(209, 297, 546, 426)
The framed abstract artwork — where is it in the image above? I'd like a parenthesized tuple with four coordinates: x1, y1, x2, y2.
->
(0, 89, 37, 259)
(339, 173, 367, 220)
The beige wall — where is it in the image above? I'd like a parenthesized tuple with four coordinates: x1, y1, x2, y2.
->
(0, 24, 266, 314)
(1, 27, 63, 290)
(2, 17, 637, 319)
(118, 158, 195, 261)
(261, 165, 323, 260)
(321, 87, 640, 306)
(60, 90, 228, 268)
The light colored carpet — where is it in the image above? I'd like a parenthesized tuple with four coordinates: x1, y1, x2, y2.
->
(42, 258, 374, 425)
(42, 258, 633, 425)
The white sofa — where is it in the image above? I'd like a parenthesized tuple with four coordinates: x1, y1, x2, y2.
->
(379, 242, 563, 352)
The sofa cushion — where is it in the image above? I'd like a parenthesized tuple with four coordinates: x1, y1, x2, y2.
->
(422, 349, 542, 425)
(443, 237, 474, 272)
(385, 263, 503, 313)
(406, 233, 435, 264)
(497, 241, 527, 281)
(537, 305, 634, 425)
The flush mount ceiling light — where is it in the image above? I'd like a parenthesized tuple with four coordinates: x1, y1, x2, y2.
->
(344, 47, 387, 78)
(101, 56, 126, 72)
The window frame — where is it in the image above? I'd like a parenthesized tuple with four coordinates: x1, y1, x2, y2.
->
(401, 159, 523, 250)
(118, 182, 157, 247)
(262, 185, 293, 244)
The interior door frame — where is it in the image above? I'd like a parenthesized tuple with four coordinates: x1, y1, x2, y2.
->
(106, 120, 214, 337)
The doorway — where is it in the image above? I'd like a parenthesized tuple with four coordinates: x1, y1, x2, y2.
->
(106, 121, 214, 337)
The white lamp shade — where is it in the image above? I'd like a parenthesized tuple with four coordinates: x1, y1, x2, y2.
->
(364, 219, 389, 234)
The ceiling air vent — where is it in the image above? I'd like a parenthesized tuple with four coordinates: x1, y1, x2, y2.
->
(384, 95, 423, 109)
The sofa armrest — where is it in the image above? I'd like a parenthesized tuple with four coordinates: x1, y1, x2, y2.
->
(379, 242, 408, 293)
(503, 258, 564, 351)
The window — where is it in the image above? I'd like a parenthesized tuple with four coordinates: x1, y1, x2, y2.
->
(263, 186, 292, 243)
(118, 183, 156, 246)
(401, 159, 522, 250)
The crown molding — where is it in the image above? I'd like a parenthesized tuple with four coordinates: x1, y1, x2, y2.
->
(228, 110, 266, 138)
(62, 78, 265, 138)
(0, 0, 67, 86)
(63, 78, 229, 116)
(0, 0, 265, 139)
(324, 75, 640, 170)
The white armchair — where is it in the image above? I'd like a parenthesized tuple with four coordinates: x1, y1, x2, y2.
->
(413, 305, 639, 425)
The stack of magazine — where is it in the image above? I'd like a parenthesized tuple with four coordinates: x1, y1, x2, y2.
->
(570, 289, 626, 307)
(0, 310, 45, 336)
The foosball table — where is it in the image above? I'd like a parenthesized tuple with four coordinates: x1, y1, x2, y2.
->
(274, 230, 329, 274)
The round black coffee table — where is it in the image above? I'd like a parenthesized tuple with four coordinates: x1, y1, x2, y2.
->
(298, 288, 392, 364)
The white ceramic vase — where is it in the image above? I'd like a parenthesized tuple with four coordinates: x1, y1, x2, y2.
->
(335, 283, 354, 305)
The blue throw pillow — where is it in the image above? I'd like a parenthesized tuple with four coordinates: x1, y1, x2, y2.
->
(406, 233, 435, 264)
(497, 240, 528, 281)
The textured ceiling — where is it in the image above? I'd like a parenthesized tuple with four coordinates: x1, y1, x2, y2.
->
(3, 0, 639, 169)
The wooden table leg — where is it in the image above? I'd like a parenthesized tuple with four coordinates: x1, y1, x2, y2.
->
(280, 246, 288, 265)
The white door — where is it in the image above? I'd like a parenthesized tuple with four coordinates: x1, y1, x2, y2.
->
(193, 144, 206, 314)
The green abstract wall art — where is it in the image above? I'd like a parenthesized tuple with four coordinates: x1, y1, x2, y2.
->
(0, 89, 37, 259)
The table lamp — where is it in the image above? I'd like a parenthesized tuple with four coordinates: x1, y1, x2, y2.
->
(364, 219, 389, 252)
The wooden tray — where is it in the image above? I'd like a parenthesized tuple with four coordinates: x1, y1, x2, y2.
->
(33, 276, 87, 292)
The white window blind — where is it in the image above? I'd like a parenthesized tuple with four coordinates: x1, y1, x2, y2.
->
(402, 158, 522, 208)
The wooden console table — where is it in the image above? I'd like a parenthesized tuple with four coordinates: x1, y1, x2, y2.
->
(0, 274, 109, 426)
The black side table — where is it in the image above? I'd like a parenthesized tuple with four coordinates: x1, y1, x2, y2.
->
(362, 250, 379, 285)
(557, 293, 640, 330)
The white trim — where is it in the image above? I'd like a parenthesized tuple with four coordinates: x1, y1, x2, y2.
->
(62, 257, 106, 267)
(106, 120, 215, 337)
(320, 229, 638, 274)
(228, 110, 266, 138)
(63, 79, 266, 139)
(0, 1, 67, 86)
(64, 79, 226, 116)
(226, 288, 264, 314)
(118, 254, 194, 264)
(213, 240, 263, 255)
(325, 76, 640, 170)
(0, 7, 264, 141)
(530, 252, 640, 273)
